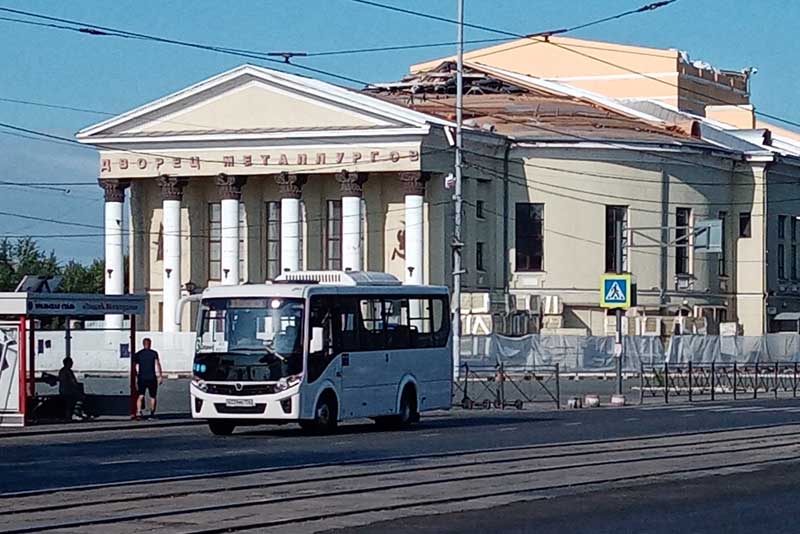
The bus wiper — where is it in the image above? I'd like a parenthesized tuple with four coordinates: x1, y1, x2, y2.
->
(258, 346, 287, 363)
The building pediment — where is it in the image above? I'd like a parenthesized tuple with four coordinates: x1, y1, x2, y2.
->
(77, 64, 444, 144)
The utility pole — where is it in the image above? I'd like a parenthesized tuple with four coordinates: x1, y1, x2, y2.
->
(615, 219, 624, 396)
(452, 0, 465, 380)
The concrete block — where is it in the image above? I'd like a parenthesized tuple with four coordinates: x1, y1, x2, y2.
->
(584, 394, 601, 407)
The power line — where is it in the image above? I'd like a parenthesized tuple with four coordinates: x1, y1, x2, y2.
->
(347, 0, 676, 39)
(346, 0, 800, 131)
(545, 40, 800, 131)
(305, 37, 513, 57)
(0, 6, 371, 88)
(6, 1, 798, 144)
(2, 4, 795, 201)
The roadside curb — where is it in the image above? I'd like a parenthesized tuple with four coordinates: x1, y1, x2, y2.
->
(0, 417, 200, 439)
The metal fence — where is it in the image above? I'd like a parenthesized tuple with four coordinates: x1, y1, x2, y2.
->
(453, 363, 561, 410)
(640, 362, 800, 404)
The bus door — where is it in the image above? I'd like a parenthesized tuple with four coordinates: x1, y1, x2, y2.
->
(339, 298, 394, 419)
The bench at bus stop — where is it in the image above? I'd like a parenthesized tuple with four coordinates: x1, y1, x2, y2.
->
(27, 392, 133, 422)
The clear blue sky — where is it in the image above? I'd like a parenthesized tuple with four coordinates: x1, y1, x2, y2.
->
(0, 0, 797, 263)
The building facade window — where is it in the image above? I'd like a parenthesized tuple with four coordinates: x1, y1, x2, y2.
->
(605, 206, 628, 273)
(265, 201, 281, 280)
(208, 202, 246, 282)
(792, 245, 798, 281)
(515, 203, 544, 272)
(718, 211, 727, 277)
(208, 203, 221, 280)
(155, 224, 164, 262)
(793, 217, 798, 242)
(325, 199, 342, 270)
(675, 207, 692, 276)
(476, 200, 485, 220)
(778, 243, 786, 280)
(476, 242, 485, 271)
(739, 212, 752, 238)
(779, 215, 787, 239)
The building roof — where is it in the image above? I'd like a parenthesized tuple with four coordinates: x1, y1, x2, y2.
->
(76, 64, 454, 142)
(365, 61, 703, 146)
(623, 99, 800, 159)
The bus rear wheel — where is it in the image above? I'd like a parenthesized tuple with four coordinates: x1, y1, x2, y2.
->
(375, 388, 418, 429)
(208, 421, 236, 436)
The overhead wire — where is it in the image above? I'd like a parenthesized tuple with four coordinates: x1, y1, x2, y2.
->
(0, 0, 792, 229)
(343, 1, 800, 130)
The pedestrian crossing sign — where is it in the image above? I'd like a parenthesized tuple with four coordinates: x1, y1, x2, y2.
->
(601, 274, 632, 309)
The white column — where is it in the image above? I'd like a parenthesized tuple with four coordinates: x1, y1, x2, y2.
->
(401, 172, 427, 285)
(405, 195, 424, 284)
(281, 197, 301, 273)
(158, 176, 184, 333)
(341, 196, 362, 271)
(216, 174, 246, 285)
(101, 180, 127, 330)
(220, 198, 240, 285)
(336, 171, 366, 272)
(275, 173, 305, 274)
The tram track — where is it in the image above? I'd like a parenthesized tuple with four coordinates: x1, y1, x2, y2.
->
(3, 427, 799, 534)
(1, 419, 793, 500)
(3, 424, 800, 517)
(189, 455, 800, 534)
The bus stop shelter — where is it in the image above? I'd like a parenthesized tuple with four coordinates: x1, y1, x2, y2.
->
(0, 293, 144, 427)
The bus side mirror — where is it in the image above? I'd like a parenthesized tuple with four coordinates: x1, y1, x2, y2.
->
(310, 326, 324, 353)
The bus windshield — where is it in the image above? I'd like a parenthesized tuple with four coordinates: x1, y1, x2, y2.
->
(195, 297, 304, 382)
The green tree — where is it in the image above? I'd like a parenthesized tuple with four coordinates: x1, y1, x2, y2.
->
(0, 238, 105, 293)
(60, 259, 105, 293)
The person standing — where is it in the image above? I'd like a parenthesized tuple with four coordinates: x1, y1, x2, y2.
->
(133, 338, 163, 419)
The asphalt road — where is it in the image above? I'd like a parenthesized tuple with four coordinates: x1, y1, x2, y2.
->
(330, 461, 800, 534)
(3, 398, 800, 533)
(32, 375, 659, 417)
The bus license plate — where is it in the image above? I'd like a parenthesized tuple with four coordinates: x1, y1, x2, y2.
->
(225, 398, 255, 408)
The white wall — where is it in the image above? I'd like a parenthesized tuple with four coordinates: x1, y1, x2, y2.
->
(31, 331, 196, 374)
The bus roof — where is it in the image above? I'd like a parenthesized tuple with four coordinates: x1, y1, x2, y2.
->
(201, 271, 449, 301)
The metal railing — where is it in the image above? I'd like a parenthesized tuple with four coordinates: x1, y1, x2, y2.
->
(453, 363, 561, 410)
(639, 362, 800, 404)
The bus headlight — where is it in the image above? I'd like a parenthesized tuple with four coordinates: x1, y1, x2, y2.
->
(275, 375, 301, 392)
(192, 379, 208, 393)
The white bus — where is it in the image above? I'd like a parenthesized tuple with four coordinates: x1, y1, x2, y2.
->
(187, 271, 452, 435)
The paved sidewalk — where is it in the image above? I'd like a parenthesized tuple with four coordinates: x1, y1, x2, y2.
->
(0, 412, 199, 438)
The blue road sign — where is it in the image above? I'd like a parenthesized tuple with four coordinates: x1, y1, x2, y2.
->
(601, 274, 632, 309)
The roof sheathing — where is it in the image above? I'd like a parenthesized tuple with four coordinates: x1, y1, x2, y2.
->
(366, 61, 697, 144)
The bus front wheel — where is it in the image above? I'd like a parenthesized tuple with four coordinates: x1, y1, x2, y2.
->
(304, 394, 338, 434)
(208, 421, 236, 436)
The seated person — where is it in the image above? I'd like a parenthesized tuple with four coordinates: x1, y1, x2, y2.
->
(58, 357, 87, 420)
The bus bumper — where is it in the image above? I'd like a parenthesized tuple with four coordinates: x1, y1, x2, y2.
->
(190, 384, 300, 421)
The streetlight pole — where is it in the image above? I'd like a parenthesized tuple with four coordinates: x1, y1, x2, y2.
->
(615, 219, 624, 396)
(452, 0, 465, 380)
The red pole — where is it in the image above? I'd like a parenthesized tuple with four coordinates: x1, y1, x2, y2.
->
(129, 315, 137, 419)
(18, 315, 26, 424)
(28, 318, 35, 398)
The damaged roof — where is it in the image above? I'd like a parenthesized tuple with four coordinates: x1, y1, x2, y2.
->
(364, 61, 705, 146)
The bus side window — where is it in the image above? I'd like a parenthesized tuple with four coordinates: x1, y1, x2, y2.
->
(338, 298, 360, 353)
(359, 299, 384, 351)
(385, 299, 411, 349)
(431, 297, 449, 347)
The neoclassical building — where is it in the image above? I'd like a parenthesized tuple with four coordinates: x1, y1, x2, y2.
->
(78, 61, 800, 336)
(79, 65, 498, 331)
